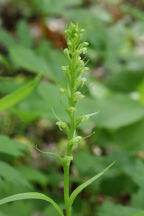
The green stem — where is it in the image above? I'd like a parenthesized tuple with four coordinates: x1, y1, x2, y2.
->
(67, 112, 75, 156)
(63, 160, 71, 216)
(64, 87, 76, 216)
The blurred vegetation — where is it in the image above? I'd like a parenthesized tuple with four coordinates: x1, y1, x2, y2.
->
(1, 0, 144, 215)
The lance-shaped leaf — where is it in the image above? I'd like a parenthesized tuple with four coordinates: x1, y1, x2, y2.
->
(69, 161, 115, 207)
(0, 192, 64, 216)
(0, 74, 41, 113)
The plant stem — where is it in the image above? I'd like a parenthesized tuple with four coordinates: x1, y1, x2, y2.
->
(64, 83, 76, 216)
(60, 23, 88, 216)
(64, 161, 71, 216)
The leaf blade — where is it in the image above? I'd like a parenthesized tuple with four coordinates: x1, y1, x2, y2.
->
(131, 211, 144, 216)
(0, 74, 41, 113)
(69, 161, 115, 207)
(0, 192, 64, 216)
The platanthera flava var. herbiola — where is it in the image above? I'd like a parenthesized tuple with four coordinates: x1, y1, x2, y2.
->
(0, 23, 115, 216)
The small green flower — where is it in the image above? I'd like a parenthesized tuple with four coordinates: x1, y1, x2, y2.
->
(73, 91, 84, 102)
(56, 121, 68, 131)
(58, 22, 89, 156)
(70, 136, 82, 146)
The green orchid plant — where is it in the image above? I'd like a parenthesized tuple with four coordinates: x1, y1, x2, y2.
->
(0, 23, 114, 216)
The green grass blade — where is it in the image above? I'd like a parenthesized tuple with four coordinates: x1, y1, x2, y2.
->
(0, 192, 64, 216)
(69, 161, 115, 207)
(0, 74, 41, 113)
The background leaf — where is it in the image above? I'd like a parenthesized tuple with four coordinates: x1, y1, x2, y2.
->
(0, 192, 64, 216)
(0, 74, 40, 113)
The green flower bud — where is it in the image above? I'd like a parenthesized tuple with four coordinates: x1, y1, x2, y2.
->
(75, 112, 99, 126)
(81, 115, 89, 122)
(73, 91, 84, 102)
(81, 67, 89, 74)
(64, 48, 69, 57)
(74, 33, 78, 37)
(75, 77, 86, 89)
(80, 77, 87, 85)
(70, 136, 82, 146)
(80, 29, 85, 33)
(68, 41, 72, 46)
(56, 121, 68, 131)
(78, 59, 84, 67)
(66, 107, 76, 115)
(59, 88, 65, 95)
(61, 66, 68, 71)
(80, 47, 87, 54)
(83, 42, 89, 46)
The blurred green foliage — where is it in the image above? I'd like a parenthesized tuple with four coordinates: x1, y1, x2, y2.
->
(1, 0, 144, 215)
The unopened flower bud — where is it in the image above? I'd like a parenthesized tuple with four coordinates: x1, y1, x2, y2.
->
(78, 60, 84, 67)
(64, 29, 68, 34)
(73, 91, 84, 102)
(61, 66, 68, 71)
(81, 67, 89, 74)
(83, 42, 89, 46)
(82, 112, 99, 122)
(75, 115, 89, 126)
(56, 121, 67, 131)
(66, 107, 76, 115)
(64, 48, 69, 56)
(80, 77, 87, 85)
(76, 112, 99, 126)
(81, 115, 89, 122)
(81, 47, 87, 54)
(76, 77, 86, 88)
(70, 136, 82, 146)
(68, 41, 72, 46)
(80, 29, 85, 33)
(59, 88, 65, 95)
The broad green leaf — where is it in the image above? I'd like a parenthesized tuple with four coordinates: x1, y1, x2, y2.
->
(0, 192, 64, 216)
(0, 29, 16, 48)
(32, 0, 81, 15)
(17, 165, 48, 186)
(0, 212, 6, 216)
(74, 152, 105, 176)
(0, 135, 27, 157)
(0, 201, 32, 216)
(79, 94, 144, 129)
(98, 201, 141, 216)
(132, 211, 144, 216)
(44, 205, 60, 216)
(38, 82, 144, 129)
(16, 20, 33, 48)
(138, 79, 144, 105)
(113, 119, 144, 150)
(0, 54, 11, 71)
(0, 161, 30, 187)
(37, 40, 67, 84)
(9, 46, 53, 79)
(0, 74, 41, 113)
(123, 160, 144, 188)
(0, 77, 23, 94)
(69, 161, 115, 207)
(132, 189, 144, 208)
(123, 6, 144, 22)
(11, 108, 39, 124)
